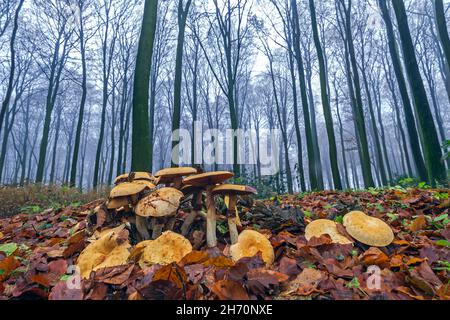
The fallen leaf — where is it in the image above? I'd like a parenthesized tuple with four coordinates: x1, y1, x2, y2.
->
(409, 215, 427, 232)
(211, 280, 249, 300)
(360, 247, 389, 267)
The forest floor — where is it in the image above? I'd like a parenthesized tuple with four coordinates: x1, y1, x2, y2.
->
(0, 186, 449, 300)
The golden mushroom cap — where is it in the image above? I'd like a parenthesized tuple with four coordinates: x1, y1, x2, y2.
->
(114, 172, 155, 185)
(76, 225, 131, 279)
(305, 219, 353, 245)
(211, 184, 257, 196)
(343, 211, 394, 247)
(155, 167, 197, 184)
(182, 171, 234, 187)
(106, 196, 136, 210)
(135, 187, 183, 217)
(138, 231, 192, 267)
(109, 182, 150, 199)
(229, 230, 275, 266)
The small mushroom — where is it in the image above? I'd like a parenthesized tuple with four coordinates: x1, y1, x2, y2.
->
(135, 187, 184, 239)
(180, 184, 204, 236)
(108, 181, 155, 240)
(76, 225, 131, 279)
(182, 171, 234, 247)
(343, 211, 394, 247)
(154, 167, 197, 188)
(137, 231, 192, 268)
(305, 219, 353, 245)
(229, 229, 275, 266)
(211, 184, 257, 244)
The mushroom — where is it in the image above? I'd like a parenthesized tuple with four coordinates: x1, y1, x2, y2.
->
(182, 171, 234, 247)
(154, 167, 197, 189)
(137, 231, 192, 268)
(114, 172, 157, 186)
(108, 181, 155, 240)
(76, 225, 131, 279)
(180, 184, 204, 236)
(211, 184, 257, 245)
(135, 187, 184, 239)
(343, 211, 394, 247)
(229, 229, 275, 266)
(305, 219, 353, 245)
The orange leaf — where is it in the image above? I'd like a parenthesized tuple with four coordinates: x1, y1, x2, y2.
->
(152, 263, 187, 289)
(410, 215, 427, 232)
(361, 247, 389, 267)
(178, 250, 209, 266)
(0, 255, 20, 281)
(203, 256, 235, 268)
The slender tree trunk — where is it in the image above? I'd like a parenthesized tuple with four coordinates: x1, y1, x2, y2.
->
(70, 4, 88, 187)
(392, 0, 447, 186)
(0, 0, 24, 136)
(435, 0, 450, 73)
(291, 0, 319, 191)
(340, 0, 375, 188)
(309, 0, 342, 190)
(171, 0, 192, 167)
(131, 0, 158, 172)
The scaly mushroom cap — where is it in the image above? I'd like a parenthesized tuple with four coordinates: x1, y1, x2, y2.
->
(138, 231, 192, 267)
(343, 211, 394, 247)
(155, 167, 197, 184)
(114, 172, 156, 185)
(76, 225, 131, 278)
(106, 196, 137, 210)
(109, 182, 152, 199)
(305, 219, 353, 245)
(135, 187, 183, 217)
(211, 184, 257, 196)
(229, 230, 275, 266)
(180, 184, 203, 196)
(182, 171, 234, 187)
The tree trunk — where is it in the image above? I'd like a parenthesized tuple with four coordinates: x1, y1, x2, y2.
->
(391, 0, 447, 186)
(309, 0, 342, 190)
(131, 0, 158, 172)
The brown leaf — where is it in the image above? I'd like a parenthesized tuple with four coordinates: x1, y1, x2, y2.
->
(360, 247, 389, 267)
(409, 215, 427, 232)
(203, 256, 235, 268)
(95, 264, 134, 285)
(307, 234, 333, 247)
(178, 250, 209, 267)
(0, 255, 20, 281)
(211, 280, 249, 300)
(152, 263, 187, 289)
(278, 257, 300, 277)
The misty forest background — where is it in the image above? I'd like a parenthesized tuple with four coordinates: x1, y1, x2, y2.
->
(0, 0, 449, 198)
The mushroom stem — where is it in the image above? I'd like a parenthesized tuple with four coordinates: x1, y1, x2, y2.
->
(227, 195, 239, 245)
(151, 218, 163, 239)
(228, 217, 239, 245)
(166, 216, 177, 231)
(135, 215, 150, 241)
(181, 210, 197, 236)
(205, 186, 217, 247)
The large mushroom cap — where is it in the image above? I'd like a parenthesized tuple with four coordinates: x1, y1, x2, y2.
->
(76, 225, 131, 278)
(211, 184, 257, 196)
(229, 230, 274, 266)
(135, 187, 183, 217)
(138, 231, 192, 267)
(155, 167, 197, 184)
(182, 171, 234, 187)
(343, 211, 394, 247)
(305, 219, 353, 245)
(109, 182, 151, 199)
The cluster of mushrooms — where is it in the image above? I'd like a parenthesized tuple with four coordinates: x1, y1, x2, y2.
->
(76, 167, 395, 280)
(105, 167, 258, 247)
(76, 167, 275, 278)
